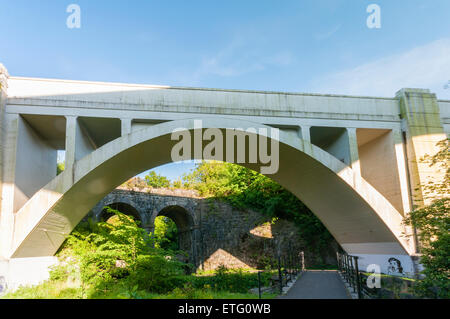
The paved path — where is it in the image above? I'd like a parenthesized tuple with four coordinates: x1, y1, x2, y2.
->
(279, 270, 350, 299)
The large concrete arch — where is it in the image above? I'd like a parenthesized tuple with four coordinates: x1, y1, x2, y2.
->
(9, 117, 415, 266)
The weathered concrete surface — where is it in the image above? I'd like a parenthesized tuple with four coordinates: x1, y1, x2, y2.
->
(279, 270, 349, 299)
(397, 89, 447, 207)
(0, 256, 58, 293)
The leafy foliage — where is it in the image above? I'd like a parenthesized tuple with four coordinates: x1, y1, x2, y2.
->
(154, 216, 179, 251)
(56, 162, 65, 175)
(404, 139, 449, 298)
(53, 207, 186, 296)
(3, 206, 284, 299)
(145, 171, 171, 188)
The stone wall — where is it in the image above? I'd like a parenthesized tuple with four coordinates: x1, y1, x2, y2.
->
(89, 188, 339, 271)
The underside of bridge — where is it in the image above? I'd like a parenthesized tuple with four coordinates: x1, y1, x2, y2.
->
(0, 69, 448, 289)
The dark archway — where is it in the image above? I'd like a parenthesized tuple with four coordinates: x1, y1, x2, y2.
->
(156, 205, 196, 266)
(100, 202, 142, 224)
(157, 205, 194, 252)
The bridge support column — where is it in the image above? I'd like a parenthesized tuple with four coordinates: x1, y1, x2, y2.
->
(300, 126, 311, 142)
(0, 65, 7, 216)
(392, 128, 413, 215)
(65, 116, 97, 177)
(0, 114, 20, 259)
(121, 118, 132, 136)
(347, 128, 361, 176)
(396, 89, 447, 207)
(65, 116, 77, 173)
(0, 65, 10, 259)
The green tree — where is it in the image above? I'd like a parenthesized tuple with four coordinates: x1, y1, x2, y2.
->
(404, 139, 449, 298)
(56, 207, 185, 296)
(154, 216, 179, 251)
(57, 162, 65, 175)
(145, 171, 171, 188)
(171, 179, 184, 189)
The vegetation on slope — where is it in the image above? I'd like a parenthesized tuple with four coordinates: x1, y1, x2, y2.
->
(403, 139, 449, 299)
(3, 208, 276, 299)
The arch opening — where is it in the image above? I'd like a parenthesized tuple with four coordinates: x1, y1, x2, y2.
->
(11, 117, 414, 277)
(155, 205, 195, 264)
(99, 202, 142, 224)
(153, 215, 179, 251)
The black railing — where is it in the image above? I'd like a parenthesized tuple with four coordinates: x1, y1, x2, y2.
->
(337, 252, 366, 299)
(257, 250, 305, 299)
(336, 252, 419, 299)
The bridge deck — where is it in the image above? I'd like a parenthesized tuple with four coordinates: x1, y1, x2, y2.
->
(279, 270, 350, 299)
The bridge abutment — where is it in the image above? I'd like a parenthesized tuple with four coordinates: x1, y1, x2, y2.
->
(397, 88, 447, 208)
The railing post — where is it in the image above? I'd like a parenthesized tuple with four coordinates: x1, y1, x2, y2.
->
(345, 254, 352, 286)
(349, 255, 355, 292)
(290, 253, 293, 279)
(301, 251, 305, 271)
(354, 256, 363, 299)
(342, 254, 347, 282)
(336, 252, 341, 272)
(278, 255, 282, 294)
(258, 271, 262, 299)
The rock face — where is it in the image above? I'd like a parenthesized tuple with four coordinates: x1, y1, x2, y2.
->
(88, 188, 339, 271)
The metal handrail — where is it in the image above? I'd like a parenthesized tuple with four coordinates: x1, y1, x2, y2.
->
(257, 250, 305, 299)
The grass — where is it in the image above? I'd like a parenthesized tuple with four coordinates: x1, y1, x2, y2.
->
(2, 279, 277, 299)
(1, 268, 279, 300)
(2, 281, 84, 299)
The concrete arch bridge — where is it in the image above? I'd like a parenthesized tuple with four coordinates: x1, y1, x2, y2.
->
(0, 64, 448, 288)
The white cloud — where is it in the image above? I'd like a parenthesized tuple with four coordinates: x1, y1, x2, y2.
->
(310, 38, 450, 99)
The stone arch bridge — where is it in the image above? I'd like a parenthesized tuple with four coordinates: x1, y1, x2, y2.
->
(0, 63, 448, 289)
(91, 188, 200, 266)
(88, 188, 313, 271)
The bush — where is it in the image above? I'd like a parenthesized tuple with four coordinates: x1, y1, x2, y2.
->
(52, 207, 187, 296)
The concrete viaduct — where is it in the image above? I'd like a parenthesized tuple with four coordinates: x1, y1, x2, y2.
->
(0, 63, 448, 289)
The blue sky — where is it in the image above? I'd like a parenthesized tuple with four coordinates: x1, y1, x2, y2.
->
(1, 0, 449, 180)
